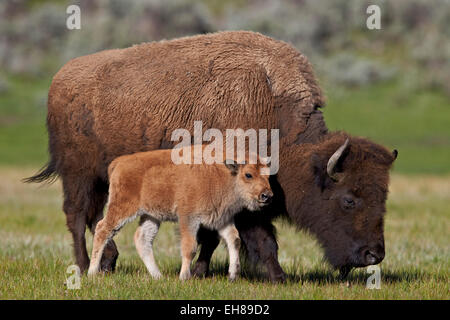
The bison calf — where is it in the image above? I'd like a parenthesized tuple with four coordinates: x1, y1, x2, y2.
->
(87, 146, 272, 280)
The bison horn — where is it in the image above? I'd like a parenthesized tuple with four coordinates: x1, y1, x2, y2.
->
(327, 138, 350, 181)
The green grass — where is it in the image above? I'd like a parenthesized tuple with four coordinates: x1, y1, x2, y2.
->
(0, 168, 448, 299)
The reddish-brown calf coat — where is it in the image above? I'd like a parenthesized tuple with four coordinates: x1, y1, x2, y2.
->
(88, 146, 271, 280)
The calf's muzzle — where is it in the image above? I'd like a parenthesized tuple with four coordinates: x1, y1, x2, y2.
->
(259, 190, 273, 204)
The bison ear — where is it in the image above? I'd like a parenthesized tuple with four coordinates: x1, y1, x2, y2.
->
(311, 153, 328, 191)
(224, 159, 239, 175)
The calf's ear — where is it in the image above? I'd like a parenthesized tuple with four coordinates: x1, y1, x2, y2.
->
(224, 160, 239, 175)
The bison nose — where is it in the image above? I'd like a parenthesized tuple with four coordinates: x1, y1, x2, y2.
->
(363, 246, 385, 265)
(259, 191, 273, 203)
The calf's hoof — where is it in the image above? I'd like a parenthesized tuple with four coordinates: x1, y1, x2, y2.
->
(151, 272, 163, 280)
(179, 271, 191, 281)
(87, 267, 99, 277)
(228, 273, 239, 282)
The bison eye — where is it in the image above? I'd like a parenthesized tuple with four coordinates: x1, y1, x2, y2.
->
(340, 195, 356, 211)
(245, 173, 253, 179)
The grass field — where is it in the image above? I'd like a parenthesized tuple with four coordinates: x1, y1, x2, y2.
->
(0, 75, 449, 299)
(0, 168, 448, 299)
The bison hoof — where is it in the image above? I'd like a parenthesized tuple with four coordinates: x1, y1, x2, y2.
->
(339, 266, 352, 280)
(192, 262, 209, 278)
(78, 262, 90, 274)
(270, 272, 286, 283)
(100, 254, 118, 273)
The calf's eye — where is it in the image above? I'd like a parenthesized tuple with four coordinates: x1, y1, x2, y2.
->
(245, 173, 253, 179)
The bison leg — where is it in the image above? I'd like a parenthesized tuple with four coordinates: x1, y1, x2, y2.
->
(235, 212, 286, 283)
(62, 175, 119, 273)
(192, 227, 220, 277)
(62, 176, 92, 273)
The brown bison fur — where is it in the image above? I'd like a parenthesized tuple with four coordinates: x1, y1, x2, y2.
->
(205, 132, 396, 279)
(87, 145, 272, 281)
(25, 31, 327, 277)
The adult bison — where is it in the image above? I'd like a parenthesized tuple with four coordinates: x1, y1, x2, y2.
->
(25, 31, 395, 281)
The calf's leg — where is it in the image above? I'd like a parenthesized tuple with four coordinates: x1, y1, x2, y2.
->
(218, 224, 241, 281)
(88, 204, 136, 276)
(178, 217, 200, 281)
(88, 219, 112, 276)
(87, 179, 119, 273)
(134, 215, 162, 279)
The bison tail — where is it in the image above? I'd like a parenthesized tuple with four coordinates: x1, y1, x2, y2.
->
(22, 160, 58, 184)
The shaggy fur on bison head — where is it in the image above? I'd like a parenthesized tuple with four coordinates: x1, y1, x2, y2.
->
(277, 132, 397, 276)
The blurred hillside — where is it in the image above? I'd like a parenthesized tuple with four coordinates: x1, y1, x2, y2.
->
(0, 0, 449, 174)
